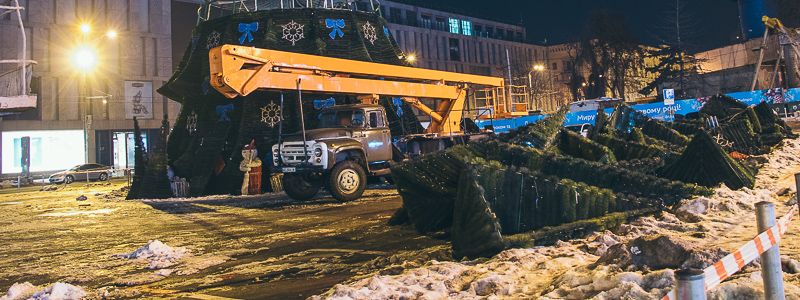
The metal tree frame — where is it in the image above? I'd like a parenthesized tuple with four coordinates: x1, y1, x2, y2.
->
(0, 0, 37, 111)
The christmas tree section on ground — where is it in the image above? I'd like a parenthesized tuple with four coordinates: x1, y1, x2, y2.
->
(390, 96, 794, 259)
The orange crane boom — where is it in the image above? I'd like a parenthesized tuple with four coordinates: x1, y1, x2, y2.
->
(208, 45, 505, 135)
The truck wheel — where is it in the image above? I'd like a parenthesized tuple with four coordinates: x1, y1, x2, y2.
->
(328, 160, 366, 202)
(283, 174, 322, 201)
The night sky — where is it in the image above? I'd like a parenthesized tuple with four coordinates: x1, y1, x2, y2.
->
(171, 0, 784, 63)
(395, 0, 773, 52)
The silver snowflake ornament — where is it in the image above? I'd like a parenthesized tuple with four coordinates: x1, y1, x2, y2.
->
(261, 102, 282, 127)
(206, 31, 221, 49)
(362, 21, 378, 45)
(282, 20, 305, 46)
(714, 133, 733, 148)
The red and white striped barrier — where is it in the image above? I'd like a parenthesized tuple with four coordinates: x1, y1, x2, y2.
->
(662, 205, 798, 300)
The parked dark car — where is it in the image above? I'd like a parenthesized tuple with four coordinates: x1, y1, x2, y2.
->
(49, 164, 112, 184)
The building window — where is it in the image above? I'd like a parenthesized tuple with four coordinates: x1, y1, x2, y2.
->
(461, 20, 472, 36)
(448, 18, 460, 34)
(389, 8, 402, 24)
(395, 30, 402, 45)
(485, 26, 494, 38)
(552, 62, 558, 70)
(421, 15, 432, 29)
(448, 38, 461, 61)
(516, 31, 524, 42)
(405, 10, 417, 26)
(435, 17, 447, 31)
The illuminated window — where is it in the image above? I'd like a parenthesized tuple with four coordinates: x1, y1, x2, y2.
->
(3, 130, 86, 173)
(461, 20, 472, 36)
(448, 18, 460, 34)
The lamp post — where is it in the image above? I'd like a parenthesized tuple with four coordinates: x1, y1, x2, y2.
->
(71, 22, 117, 163)
(73, 46, 96, 163)
(528, 64, 546, 111)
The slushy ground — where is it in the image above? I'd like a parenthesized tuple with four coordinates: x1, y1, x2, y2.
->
(0, 181, 447, 299)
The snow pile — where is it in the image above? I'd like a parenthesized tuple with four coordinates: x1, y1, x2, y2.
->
(115, 240, 189, 269)
(674, 197, 711, 222)
(1, 282, 36, 300)
(1, 282, 86, 300)
(312, 138, 800, 299)
(542, 265, 674, 299)
(313, 244, 596, 299)
(30, 282, 86, 300)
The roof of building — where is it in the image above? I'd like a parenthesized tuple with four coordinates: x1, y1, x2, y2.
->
(384, 0, 523, 27)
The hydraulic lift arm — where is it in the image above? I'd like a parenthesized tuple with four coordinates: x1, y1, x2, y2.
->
(208, 45, 504, 135)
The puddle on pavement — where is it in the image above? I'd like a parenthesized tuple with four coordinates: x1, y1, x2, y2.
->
(39, 208, 116, 217)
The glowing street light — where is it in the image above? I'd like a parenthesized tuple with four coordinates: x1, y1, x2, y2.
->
(533, 64, 545, 72)
(80, 23, 91, 34)
(405, 54, 417, 64)
(106, 30, 118, 39)
(72, 46, 98, 73)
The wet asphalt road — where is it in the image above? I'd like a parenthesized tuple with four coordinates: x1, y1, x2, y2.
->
(0, 181, 445, 299)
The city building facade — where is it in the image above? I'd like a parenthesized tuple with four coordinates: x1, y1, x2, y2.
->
(0, 0, 178, 176)
(381, 0, 546, 77)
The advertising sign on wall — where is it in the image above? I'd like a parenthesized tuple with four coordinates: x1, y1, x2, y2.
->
(1, 130, 86, 174)
(124, 81, 153, 119)
(663, 89, 675, 106)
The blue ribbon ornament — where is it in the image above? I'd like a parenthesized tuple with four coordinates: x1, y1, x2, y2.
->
(238, 22, 259, 44)
(325, 19, 345, 40)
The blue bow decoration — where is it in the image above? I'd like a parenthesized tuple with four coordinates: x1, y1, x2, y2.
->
(325, 18, 345, 40)
(314, 97, 336, 110)
(383, 26, 390, 37)
(238, 22, 259, 44)
(216, 104, 235, 122)
(392, 97, 404, 116)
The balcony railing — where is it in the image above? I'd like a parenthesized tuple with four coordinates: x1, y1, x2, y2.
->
(0, 0, 38, 112)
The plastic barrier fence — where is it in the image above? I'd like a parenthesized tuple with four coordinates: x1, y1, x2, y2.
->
(661, 205, 798, 300)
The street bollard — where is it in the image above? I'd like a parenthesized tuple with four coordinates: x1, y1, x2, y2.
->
(795, 173, 800, 210)
(676, 268, 706, 300)
(756, 201, 786, 300)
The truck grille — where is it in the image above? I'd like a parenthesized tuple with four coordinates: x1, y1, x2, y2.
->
(280, 143, 313, 164)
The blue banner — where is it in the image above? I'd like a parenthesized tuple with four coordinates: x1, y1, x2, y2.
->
(477, 87, 800, 134)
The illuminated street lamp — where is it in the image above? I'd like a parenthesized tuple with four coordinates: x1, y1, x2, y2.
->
(405, 53, 417, 64)
(106, 30, 118, 39)
(71, 45, 98, 73)
(528, 64, 553, 111)
(70, 20, 119, 164)
(528, 64, 547, 89)
(80, 23, 91, 35)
